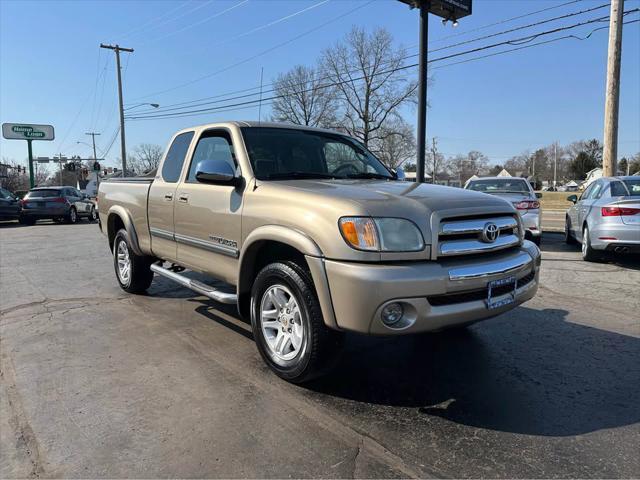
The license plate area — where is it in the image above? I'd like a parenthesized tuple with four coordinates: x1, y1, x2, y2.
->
(486, 275, 517, 310)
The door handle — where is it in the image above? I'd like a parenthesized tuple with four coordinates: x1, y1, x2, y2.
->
(178, 194, 189, 203)
(164, 193, 173, 201)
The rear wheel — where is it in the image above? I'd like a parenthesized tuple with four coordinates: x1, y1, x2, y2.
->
(19, 216, 36, 225)
(581, 226, 600, 262)
(251, 261, 342, 383)
(113, 229, 154, 293)
(88, 206, 97, 222)
(565, 216, 576, 244)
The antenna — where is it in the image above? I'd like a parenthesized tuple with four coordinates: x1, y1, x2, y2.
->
(258, 67, 264, 124)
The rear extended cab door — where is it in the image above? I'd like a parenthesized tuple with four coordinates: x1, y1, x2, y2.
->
(173, 127, 244, 284)
(148, 130, 195, 262)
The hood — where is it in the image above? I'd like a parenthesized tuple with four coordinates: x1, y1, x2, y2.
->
(258, 179, 515, 222)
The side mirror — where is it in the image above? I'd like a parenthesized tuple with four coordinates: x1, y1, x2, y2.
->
(395, 167, 406, 181)
(195, 160, 238, 185)
(567, 194, 578, 204)
(535, 192, 542, 199)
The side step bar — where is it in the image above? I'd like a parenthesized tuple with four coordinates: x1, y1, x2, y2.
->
(150, 263, 237, 304)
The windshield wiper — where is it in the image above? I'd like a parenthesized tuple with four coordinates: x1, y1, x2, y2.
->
(264, 171, 336, 180)
(345, 172, 392, 180)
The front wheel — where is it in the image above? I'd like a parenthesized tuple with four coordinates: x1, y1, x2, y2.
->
(251, 261, 342, 383)
(113, 229, 154, 293)
(67, 207, 78, 224)
(88, 206, 98, 222)
(564, 216, 576, 244)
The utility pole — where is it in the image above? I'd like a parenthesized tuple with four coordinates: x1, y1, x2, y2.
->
(55, 153, 64, 185)
(602, 0, 624, 177)
(430, 137, 438, 184)
(86, 131, 101, 188)
(416, 1, 430, 184)
(553, 142, 558, 188)
(100, 43, 134, 177)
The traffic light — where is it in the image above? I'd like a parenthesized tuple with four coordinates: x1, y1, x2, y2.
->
(93, 161, 101, 171)
(66, 162, 76, 172)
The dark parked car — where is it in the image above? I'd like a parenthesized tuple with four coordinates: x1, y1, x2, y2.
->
(0, 187, 21, 221)
(19, 186, 97, 225)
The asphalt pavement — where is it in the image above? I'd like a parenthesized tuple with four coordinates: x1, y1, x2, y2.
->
(1, 220, 639, 478)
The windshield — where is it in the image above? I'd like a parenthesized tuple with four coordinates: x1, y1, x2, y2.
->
(466, 179, 530, 193)
(241, 127, 394, 181)
(26, 189, 62, 198)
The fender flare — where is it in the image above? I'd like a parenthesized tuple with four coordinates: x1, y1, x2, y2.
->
(107, 205, 144, 256)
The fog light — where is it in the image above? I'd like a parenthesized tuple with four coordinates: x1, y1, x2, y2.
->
(381, 302, 404, 326)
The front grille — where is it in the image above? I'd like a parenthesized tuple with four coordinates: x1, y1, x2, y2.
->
(437, 215, 520, 257)
(427, 270, 536, 307)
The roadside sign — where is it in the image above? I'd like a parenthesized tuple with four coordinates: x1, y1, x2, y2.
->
(397, 0, 472, 20)
(2, 123, 55, 188)
(2, 123, 55, 141)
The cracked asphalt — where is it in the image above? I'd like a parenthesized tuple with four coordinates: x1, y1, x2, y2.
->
(1, 221, 639, 478)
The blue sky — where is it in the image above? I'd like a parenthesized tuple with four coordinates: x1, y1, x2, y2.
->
(1, 0, 639, 169)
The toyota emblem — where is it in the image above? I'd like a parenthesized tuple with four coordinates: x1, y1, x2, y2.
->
(482, 222, 499, 243)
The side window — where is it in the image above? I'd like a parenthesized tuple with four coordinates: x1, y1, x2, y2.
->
(588, 182, 603, 200)
(161, 131, 194, 183)
(610, 181, 628, 196)
(187, 130, 235, 183)
(579, 184, 594, 201)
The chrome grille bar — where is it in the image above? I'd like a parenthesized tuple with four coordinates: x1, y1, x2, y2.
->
(439, 234, 521, 256)
(440, 216, 517, 235)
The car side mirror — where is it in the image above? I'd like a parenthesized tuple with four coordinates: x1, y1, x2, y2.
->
(567, 194, 578, 204)
(535, 192, 542, 199)
(394, 167, 406, 181)
(195, 160, 239, 186)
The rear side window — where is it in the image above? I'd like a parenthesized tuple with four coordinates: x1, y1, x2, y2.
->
(161, 131, 194, 183)
(622, 179, 640, 196)
(26, 189, 61, 198)
(610, 181, 628, 196)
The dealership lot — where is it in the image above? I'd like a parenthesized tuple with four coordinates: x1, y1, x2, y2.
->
(1, 221, 639, 478)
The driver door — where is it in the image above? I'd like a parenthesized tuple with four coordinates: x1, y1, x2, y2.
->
(174, 128, 243, 284)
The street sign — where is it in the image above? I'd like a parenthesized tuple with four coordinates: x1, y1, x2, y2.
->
(397, 0, 472, 20)
(2, 123, 55, 141)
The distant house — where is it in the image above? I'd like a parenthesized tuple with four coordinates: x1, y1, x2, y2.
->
(582, 167, 603, 188)
(403, 171, 431, 182)
(497, 168, 512, 177)
(565, 180, 579, 192)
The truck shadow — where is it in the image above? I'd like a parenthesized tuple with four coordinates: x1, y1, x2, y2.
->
(305, 307, 640, 437)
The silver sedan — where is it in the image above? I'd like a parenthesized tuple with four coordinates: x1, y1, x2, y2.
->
(565, 176, 640, 261)
(464, 176, 542, 245)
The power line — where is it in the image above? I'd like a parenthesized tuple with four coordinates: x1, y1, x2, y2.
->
(144, 0, 250, 45)
(135, 2, 612, 116)
(125, 14, 639, 122)
(117, 0, 193, 40)
(132, 0, 375, 101)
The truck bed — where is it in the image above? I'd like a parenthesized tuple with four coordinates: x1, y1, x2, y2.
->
(97, 177, 154, 254)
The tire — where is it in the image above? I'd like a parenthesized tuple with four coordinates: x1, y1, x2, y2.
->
(67, 207, 78, 224)
(565, 216, 576, 244)
(113, 229, 154, 293)
(19, 216, 36, 225)
(251, 261, 342, 383)
(88, 206, 98, 222)
(581, 226, 600, 262)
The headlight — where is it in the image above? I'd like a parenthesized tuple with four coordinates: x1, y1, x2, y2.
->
(339, 217, 424, 252)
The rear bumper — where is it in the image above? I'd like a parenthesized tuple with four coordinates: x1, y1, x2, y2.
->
(520, 211, 541, 236)
(589, 222, 640, 250)
(20, 207, 69, 218)
(322, 241, 540, 335)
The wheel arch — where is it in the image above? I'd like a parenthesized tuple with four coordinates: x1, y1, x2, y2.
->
(236, 226, 329, 322)
(106, 206, 143, 256)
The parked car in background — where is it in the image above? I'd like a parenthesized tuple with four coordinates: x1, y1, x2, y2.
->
(13, 189, 28, 199)
(565, 176, 640, 261)
(19, 186, 97, 225)
(0, 187, 21, 221)
(464, 177, 542, 245)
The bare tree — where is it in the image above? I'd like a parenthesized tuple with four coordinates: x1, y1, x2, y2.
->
(130, 144, 163, 175)
(321, 26, 418, 147)
(369, 118, 415, 169)
(426, 137, 445, 183)
(0, 158, 49, 191)
(271, 65, 337, 128)
(446, 151, 489, 184)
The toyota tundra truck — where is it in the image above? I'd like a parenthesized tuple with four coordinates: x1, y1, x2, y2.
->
(98, 121, 541, 383)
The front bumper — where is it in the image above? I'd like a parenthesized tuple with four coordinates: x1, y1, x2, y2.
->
(321, 241, 540, 335)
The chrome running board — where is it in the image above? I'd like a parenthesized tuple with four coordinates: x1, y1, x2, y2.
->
(150, 263, 237, 304)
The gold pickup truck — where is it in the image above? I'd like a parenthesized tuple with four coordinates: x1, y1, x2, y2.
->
(98, 121, 540, 382)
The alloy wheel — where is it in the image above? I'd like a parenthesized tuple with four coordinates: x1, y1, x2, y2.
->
(116, 240, 131, 285)
(260, 284, 304, 361)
